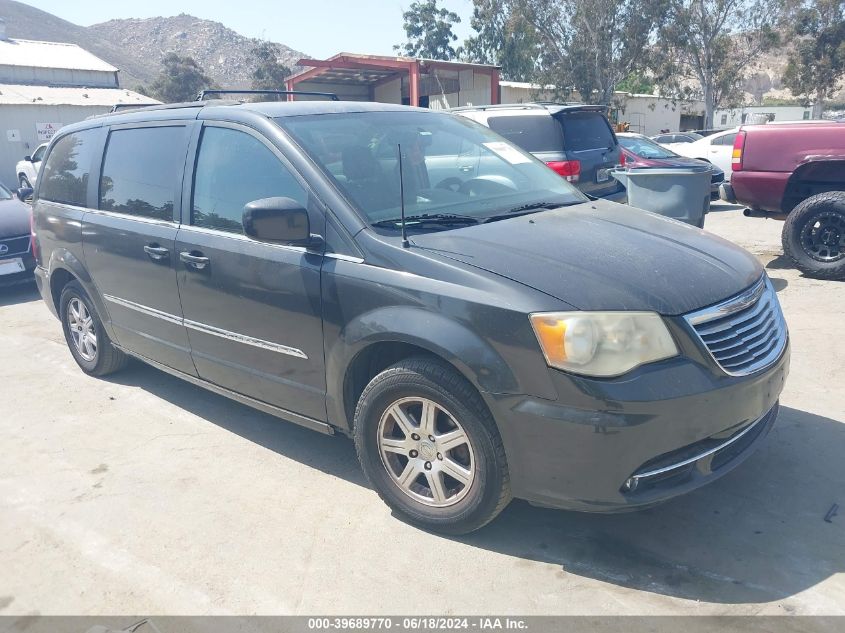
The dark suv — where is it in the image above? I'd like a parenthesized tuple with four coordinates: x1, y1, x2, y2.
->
(451, 103, 626, 201)
(32, 99, 789, 534)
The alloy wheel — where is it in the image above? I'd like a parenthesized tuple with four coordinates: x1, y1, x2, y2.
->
(800, 211, 845, 262)
(67, 298, 98, 362)
(377, 397, 475, 507)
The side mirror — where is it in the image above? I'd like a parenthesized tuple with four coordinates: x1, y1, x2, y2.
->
(24, 155, 32, 162)
(242, 197, 319, 247)
(16, 187, 33, 202)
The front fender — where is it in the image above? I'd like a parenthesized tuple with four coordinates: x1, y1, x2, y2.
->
(325, 306, 524, 430)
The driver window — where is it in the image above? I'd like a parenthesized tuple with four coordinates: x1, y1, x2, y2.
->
(192, 126, 308, 234)
(32, 145, 46, 162)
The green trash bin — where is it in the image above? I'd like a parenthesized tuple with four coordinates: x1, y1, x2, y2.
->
(612, 165, 711, 228)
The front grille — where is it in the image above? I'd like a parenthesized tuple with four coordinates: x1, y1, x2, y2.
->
(0, 235, 31, 257)
(685, 276, 787, 376)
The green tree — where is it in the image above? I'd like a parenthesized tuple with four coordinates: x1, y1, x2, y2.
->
(520, 0, 668, 104)
(251, 41, 293, 100)
(148, 53, 213, 103)
(463, 0, 540, 80)
(616, 72, 657, 94)
(782, 0, 845, 118)
(654, 0, 781, 128)
(395, 0, 462, 60)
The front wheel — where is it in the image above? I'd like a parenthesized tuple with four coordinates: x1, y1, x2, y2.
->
(782, 191, 845, 280)
(19, 174, 31, 189)
(353, 357, 511, 534)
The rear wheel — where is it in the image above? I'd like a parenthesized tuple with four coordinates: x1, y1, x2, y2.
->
(60, 280, 128, 376)
(782, 191, 845, 280)
(353, 357, 511, 534)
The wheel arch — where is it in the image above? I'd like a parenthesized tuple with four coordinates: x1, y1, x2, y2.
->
(46, 250, 114, 337)
(327, 306, 522, 432)
(782, 159, 845, 213)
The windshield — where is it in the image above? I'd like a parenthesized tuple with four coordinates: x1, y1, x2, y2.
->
(0, 183, 12, 200)
(275, 111, 585, 228)
(618, 135, 679, 159)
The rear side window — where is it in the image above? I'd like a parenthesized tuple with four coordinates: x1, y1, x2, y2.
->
(486, 115, 563, 152)
(39, 130, 98, 207)
(99, 126, 187, 221)
(713, 133, 737, 146)
(192, 126, 308, 234)
(558, 111, 616, 152)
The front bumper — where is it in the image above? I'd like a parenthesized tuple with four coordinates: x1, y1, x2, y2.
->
(487, 339, 789, 512)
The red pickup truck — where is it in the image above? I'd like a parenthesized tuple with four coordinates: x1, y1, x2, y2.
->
(720, 120, 845, 279)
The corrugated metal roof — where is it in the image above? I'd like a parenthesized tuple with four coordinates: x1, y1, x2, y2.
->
(0, 38, 117, 73)
(0, 84, 160, 107)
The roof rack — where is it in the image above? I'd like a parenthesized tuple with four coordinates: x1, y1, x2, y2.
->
(196, 89, 340, 101)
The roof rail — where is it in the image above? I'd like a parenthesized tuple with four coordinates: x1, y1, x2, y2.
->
(196, 89, 340, 101)
(449, 103, 548, 112)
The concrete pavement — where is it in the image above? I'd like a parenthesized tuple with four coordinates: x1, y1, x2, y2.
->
(0, 203, 843, 615)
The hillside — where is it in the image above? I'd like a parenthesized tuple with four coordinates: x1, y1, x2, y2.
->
(0, 0, 305, 89)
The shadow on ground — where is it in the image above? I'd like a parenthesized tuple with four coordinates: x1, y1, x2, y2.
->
(109, 363, 843, 606)
(0, 282, 38, 307)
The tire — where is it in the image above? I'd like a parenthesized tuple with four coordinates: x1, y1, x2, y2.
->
(19, 174, 31, 189)
(782, 191, 845, 280)
(59, 280, 128, 376)
(353, 357, 511, 534)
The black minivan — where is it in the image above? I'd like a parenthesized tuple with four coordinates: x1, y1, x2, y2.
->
(32, 99, 789, 534)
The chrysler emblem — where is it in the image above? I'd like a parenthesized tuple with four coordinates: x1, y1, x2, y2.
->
(0, 244, 8, 255)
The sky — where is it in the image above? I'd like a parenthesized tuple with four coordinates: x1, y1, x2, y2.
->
(24, 0, 476, 58)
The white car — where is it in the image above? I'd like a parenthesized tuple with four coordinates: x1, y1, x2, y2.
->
(15, 143, 48, 188)
(664, 129, 739, 181)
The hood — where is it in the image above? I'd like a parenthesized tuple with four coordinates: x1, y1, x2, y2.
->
(0, 197, 31, 238)
(411, 200, 762, 315)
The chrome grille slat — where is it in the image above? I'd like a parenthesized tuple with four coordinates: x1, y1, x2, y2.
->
(706, 317, 775, 353)
(684, 276, 787, 376)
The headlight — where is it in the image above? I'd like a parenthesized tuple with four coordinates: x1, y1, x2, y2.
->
(530, 311, 678, 377)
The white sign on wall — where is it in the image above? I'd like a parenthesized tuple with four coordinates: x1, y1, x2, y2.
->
(36, 122, 61, 141)
(6, 129, 21, 142)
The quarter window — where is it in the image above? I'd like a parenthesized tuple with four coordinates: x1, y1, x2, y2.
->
(99, 126, 187, 221)
(192, 126, 308, 234)
(39, 130, 98, 207)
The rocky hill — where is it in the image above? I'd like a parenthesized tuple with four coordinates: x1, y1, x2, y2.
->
(0, 0, 305, 89)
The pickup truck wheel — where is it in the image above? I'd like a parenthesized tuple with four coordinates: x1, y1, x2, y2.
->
(60, 280, 128, 376)
(353, 357, 511, 534)
(782, 191, 845, 280)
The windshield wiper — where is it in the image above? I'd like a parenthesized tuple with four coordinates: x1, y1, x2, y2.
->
(371, 213, 480, 228)
(483, 200, 575, 223)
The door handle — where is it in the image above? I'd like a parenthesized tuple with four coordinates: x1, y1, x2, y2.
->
(143, 244, 169, 261)
(180, 251, 210, 270)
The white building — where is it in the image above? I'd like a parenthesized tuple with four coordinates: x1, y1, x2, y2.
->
(498, 82, 706, 135)
(713, 104, 815, 128)
(0, 18, 158, 185)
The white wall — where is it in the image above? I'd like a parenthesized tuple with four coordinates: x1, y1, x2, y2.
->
(714, 105, 814, 127)
(0, 103, 112, 184)
(374, 77, 401, 104)
(0, 65, 116, 88)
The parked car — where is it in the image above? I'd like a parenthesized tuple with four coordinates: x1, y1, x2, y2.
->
(451, 103, 626, 201)
(668, 129, 740, 180)
(617, 132, 725, 199)
(651, 132, 703, 145)
(0, 181, 36, 287)
(32, 99, 788, 534)
(720, 120, 845, 279)
(15, 142, 48, 188)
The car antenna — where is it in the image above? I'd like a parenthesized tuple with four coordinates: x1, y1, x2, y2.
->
(397, 143, 410, 248)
